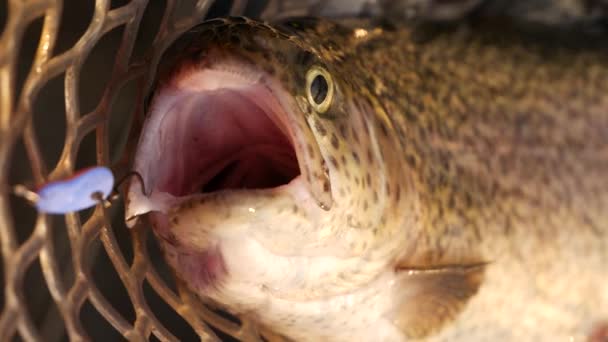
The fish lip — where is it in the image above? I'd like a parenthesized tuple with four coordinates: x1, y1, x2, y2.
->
(124, 50, 331, 226)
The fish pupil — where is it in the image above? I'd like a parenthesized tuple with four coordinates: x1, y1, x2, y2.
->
(311, 74, 328, 104)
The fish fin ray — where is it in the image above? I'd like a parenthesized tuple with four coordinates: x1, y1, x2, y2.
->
(390, 262, 486, 338)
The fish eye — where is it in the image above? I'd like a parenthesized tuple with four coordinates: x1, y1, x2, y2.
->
(306, 66, 334, 113)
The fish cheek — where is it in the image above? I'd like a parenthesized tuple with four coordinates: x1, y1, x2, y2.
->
(391, 263, 486, 339)
(293, 95, 333, 209)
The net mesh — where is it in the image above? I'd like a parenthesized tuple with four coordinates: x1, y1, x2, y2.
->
(0, 0, 321, 340)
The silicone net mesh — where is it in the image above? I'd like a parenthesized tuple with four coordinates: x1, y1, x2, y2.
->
(0, 0, 315, 340)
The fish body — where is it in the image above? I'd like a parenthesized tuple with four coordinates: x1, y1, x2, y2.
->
(126, 16, 608, 341)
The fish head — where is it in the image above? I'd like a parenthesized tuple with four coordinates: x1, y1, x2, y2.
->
(124, 16, 413, 329)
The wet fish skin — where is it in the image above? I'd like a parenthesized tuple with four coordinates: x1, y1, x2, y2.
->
(134, 17, 608, 341)
(378, 0, 608, 28)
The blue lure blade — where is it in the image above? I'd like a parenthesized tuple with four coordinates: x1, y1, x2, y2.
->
(35, 166, 115, 214)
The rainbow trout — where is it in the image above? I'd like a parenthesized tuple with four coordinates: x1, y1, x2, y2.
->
(125, 16, 608, 341)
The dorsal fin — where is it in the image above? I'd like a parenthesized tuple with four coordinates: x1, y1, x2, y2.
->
(390, 262, 487, 339)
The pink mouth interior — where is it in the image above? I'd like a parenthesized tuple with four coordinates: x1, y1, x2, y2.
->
(154, 85, 300, 197)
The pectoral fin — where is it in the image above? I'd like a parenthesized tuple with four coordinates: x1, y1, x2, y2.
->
(390, 262, 486, 339)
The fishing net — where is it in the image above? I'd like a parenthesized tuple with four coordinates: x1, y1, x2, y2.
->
(0, 0, 349, 340)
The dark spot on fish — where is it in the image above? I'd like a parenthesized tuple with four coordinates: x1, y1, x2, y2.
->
(395, 186, 401, 202)
(329, 156, 339, 170)
(314, 119, 327, 136)
(352, 151, 360, 164)
(323, 180, 331, 192)
(385, 182, 391, 196)
(330, 133, 339, 149)
(306, 143, 315, 157)
(379, 121, 389, 137)
(339, 123, 348, 139)
(341, 155, 347, 166)
(464, 191, 473, 207)
(367, 148, 374, 163)
(363, 200, 369, 211)
(366, 173, 372, 186)
(406, 154, 417, 168)
(292, 205, 299, 213)
(373, 190, 379, 202)
(396, 126, 406, 141)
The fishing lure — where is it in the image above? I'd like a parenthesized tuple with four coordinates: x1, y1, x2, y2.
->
(14, 166, 115, 214)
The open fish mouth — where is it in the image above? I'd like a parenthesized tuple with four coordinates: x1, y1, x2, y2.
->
(142, 65, 299, 198)
(124, 53, 315, 222)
